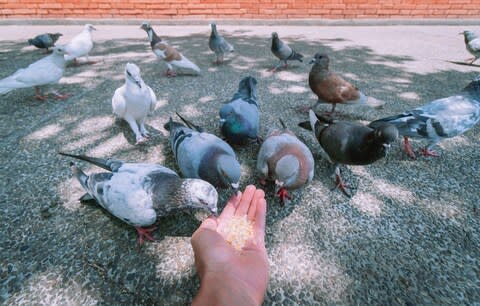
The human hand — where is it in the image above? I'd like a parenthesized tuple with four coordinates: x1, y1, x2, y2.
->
(191, 185, 268, 306)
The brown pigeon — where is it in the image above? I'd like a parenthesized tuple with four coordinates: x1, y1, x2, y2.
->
(301, 53, 384, 114)
(257, 119, 314, 204)
(140, 22, 200, 77)
(299, 110, 398, 196)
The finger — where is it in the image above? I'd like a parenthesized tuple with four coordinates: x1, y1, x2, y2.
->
(235, 185, 256, 216)
(217, 191, 242, 226)
(199, 216, 217, 231)
(247, 188, 265, 221)
(253, 198, 267, 246)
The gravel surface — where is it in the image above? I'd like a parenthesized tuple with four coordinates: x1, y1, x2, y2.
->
(1, 24, 479, 305)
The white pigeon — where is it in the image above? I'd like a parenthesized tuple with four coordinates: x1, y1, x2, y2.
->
(0, 45, 69, 100)
(112, 62, 157, 145)
(140, 22, 201, 77)
(64, 24, 97, 65)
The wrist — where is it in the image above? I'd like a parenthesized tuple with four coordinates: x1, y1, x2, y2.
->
(192, 272, 262, 306)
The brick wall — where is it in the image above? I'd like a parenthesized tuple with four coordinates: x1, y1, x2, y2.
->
(1, 0, 479, 19)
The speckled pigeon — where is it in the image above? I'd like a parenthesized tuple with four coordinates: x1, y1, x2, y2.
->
(28, 33, 62, 52)
(369, 75, 480, 159)
(64, 24, 97, 65)
(112, 62, 157, 145)
(257, 119, 314, 204)
(59, 152, 218, 244)
(460, 30, 480, 65)
(164, 112, 241, 190)
(302, 53, 384, 114)
(0, 46, 69, 100)
(219, 76, 260, 145)
(269, 32, 303, 72)
(299, 110, 398, 196)
(209, 22, 234, 64)
(140, 22, 200, 77)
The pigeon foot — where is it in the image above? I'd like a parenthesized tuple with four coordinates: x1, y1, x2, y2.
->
(165, 69, 177, 77)
(277, 187, 292, 205)
(35, 94, 48, 101)
(421, 147, 440, 157)
(135, 137, 149, 145)
(136, 226, 157, 244)
(403, 136, 417, 159)
(333, 173, 351, 197)
(52, 92, 71, 100)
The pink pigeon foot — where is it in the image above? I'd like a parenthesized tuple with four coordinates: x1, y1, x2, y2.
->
(403, 136, 417, 159)
(333, 173, 351, 197)
(136, 226, 157, 244)
(277, 187, 292, 205)
(165, 69, 177, 77)
(421, 147, 440, 157)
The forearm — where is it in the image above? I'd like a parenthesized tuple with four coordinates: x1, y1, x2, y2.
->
(191, 274, 261, 306)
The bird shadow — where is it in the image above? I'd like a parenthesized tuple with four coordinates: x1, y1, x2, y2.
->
(445, 60, 480, 68)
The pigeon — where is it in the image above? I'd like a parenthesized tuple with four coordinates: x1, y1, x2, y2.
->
(140, 22, 201, 77)
(64, 24, 97, 65)
(269, 32, 303, 72)
(59, 152, 218, 244)
(28, 33, 62, 52)
(257, 119, 314, 204)
(219, 76, 260, 145)
(0, 46, 69, 100)
(369, 75, 480, 159)
(164, 112, 241, 190)
(302, 53, 384, 114)
(208, 22, 234, 64)
(299, 110, 398, 196)
(460, 30, 480, 65)
(112, 63, 157, 145)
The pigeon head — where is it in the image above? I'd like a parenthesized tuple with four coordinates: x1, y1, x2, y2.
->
(140, 22, 152, 31)
(125, 62, 143, 88)
(274, 155, 300, 190)
(309, 53, 330, 67)
(52, 33, 63, 40)
(210, 22, 217, 30)
(237, 76, 258, 101)
(460, 30, 476, 42)
(373, 123, 398, 149)
(217, 154, 241, 190)
(52, 46, 67, 56)
(271, 32, 279, 39)
(85, 24, 97, 32)
(183, 179, 219, 215)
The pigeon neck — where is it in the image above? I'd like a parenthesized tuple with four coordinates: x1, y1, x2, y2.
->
(210, 27, 218, 37)
(272, 36, 280, 50)
(311, 63, 329, 76)
(148, 29, 161, 46)
(51, 52, 66, 67)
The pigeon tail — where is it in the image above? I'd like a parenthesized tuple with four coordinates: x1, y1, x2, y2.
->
(174, 56, 201, 73)
(175, 112, 203, 132)
(289, 50, 304, 62)
(69, 162, 90, 191)
(59, 152, 113, 172)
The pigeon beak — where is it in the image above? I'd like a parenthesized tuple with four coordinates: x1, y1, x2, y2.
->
(274, 180, 284, 193)
(230, 182, 239, 192)
(308, 59, 315, 64)
(92, 26, 97, 31)
(219, 118, 226, 123)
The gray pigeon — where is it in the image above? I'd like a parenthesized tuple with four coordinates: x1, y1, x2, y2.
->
(257, 119, 314, 204)
(369, 75, 480, 159)
(219, 76, 260, 145)
(28, 33, 62, 52)
(59, 152, 218, 244)
(164, 112, 241, 190)
(269, 32, 303, 72)
(460, 30, 480, 65)
(209, 22, 234, 64)
(299, 110, 398, 196)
